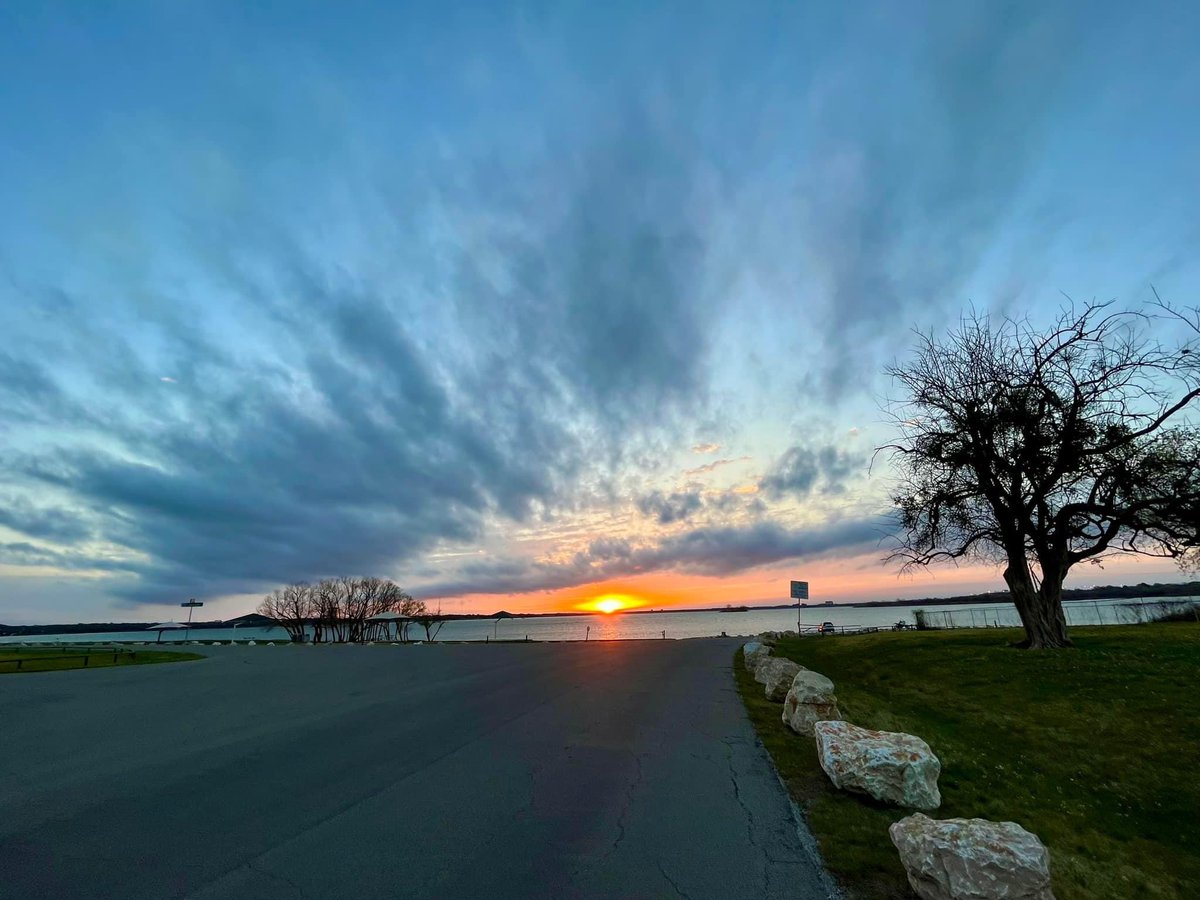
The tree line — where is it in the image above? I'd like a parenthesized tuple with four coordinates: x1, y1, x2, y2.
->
(257, 577, 444, 643)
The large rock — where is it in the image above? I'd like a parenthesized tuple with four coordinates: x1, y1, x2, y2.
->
(742, 641, 770, 672)
(814, 721, 941, 809)
(786, 668, 836, 704)
(889, 813, 1054, 900)
(755, 657, 803, 701)
(782, 669, 841, 734)
(755, 630, 796, 646)
(784, 700, 841, 734)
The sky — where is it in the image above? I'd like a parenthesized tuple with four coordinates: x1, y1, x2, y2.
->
(1, 2, 1198, 625)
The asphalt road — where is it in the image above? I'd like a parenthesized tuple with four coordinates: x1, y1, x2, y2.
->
(0, 639, 834, 899)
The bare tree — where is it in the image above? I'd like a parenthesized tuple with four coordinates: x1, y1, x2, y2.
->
(312, 578, 341, 643)
(882, 299, 1200, 648)
(413, 603, 446, 642)
(257, 583, 312, 643)
(260, 576, 422, 643)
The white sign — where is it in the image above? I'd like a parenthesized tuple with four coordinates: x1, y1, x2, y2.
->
(790, 580, 809, 600)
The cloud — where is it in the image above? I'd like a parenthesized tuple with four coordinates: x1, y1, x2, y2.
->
(635, 490, 704, 525)
(683, 456, 751, 477)
(759, 444, 866, 500)
(790, 5, 1074, 397)
(691, 442, 720, 454)
(0, 496, 94, 544)
(418, 515, 893, 597)
(0, 101, 722, 607)
(0, 542, 65, 568)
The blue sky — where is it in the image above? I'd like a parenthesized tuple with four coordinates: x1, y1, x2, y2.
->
(1, 2, 1198, 624)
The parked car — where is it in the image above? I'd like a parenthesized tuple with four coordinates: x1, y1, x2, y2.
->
(819, 621, 836, 635)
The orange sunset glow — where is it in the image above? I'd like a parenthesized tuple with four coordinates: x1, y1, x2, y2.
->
(577, 593, 644, 614)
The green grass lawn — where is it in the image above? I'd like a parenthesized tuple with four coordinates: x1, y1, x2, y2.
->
(735, 624, 1200, 899)
(0, 646, 203, 673)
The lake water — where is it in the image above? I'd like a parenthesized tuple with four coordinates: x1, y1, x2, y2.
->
(2, 596, 1194, 645)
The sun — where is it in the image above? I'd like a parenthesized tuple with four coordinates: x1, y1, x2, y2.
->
(575, 591, 649, 614)
(578, 593, 642, 614)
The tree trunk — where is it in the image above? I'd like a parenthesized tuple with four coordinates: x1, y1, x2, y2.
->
(1003, 560, 1073, 649)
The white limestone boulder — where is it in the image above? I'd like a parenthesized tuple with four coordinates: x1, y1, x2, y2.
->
(781, 670, 841, 734)
(756, 630, 797, 646)
(754, 657, 803, 701)
(814, 721, 941, 810)
(889, 813, 1054, 900)
(786, 668, 836, 704)
(742, 641, 770, 672)
(784, 700, 841, 734)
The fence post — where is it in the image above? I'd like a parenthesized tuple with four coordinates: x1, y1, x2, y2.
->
(83, 655, 89, 667)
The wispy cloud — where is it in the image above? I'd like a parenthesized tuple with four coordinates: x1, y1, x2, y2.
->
(683, 456, 751, 477)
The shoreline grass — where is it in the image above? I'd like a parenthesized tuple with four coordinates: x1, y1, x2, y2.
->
(735, 624, 1200, 899)
(0, 647, 203, 674)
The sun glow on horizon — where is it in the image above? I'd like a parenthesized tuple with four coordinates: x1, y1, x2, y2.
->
(578, 593, 643, 614)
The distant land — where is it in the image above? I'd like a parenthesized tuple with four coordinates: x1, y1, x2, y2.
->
(729, 581, 1200, 612)
(853, 580, 1200, 609)
(2, 581, 1197, 636)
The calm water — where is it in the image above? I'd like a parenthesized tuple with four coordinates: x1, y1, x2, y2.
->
(2, 597, 1194, 645)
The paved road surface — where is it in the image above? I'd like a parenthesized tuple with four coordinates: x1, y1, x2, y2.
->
(0, 640, 834, 899)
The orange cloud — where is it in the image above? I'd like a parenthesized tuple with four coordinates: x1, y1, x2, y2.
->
(684, 455, 751, 477)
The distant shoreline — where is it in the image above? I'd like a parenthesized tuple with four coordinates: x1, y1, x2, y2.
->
(3, 581, 1196, 637)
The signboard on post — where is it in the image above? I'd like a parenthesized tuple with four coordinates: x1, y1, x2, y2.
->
(791, 581, 809, 634)
(181, 599, 203, 640)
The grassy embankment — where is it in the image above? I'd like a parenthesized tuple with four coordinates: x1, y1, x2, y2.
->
(735, 624, 1199, 900)
(0, 646, 203, 674)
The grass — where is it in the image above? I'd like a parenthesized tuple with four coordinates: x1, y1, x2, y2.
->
(0, 646, 203, 674)
(735, 624, 1200, 899)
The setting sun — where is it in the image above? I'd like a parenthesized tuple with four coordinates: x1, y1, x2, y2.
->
(578, 593, 644, 614)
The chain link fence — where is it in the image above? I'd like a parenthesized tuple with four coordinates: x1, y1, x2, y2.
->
(912, 598, 1200, 630)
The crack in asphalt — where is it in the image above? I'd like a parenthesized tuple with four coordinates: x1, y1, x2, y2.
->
(601, 748, 647, 862)
(658, 860, 692, 899)
(246, 859, 306, 898)
(722, 735, 773, 893)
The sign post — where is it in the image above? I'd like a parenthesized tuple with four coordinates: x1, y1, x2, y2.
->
(790, 580, 809, 633)
(181, 599, 203, 642)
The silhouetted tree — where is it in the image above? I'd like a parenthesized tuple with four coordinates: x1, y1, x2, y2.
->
(258, 582, 313, 642)
(883, 299, 1200, 648)
(257, 577, 421, 643)
(413, 604, 446, 642)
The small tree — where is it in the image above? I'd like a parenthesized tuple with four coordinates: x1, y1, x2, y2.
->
(883, 299, 1200, 648)
(413, 604, 446, 642)
(259, 582, 314, 643)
